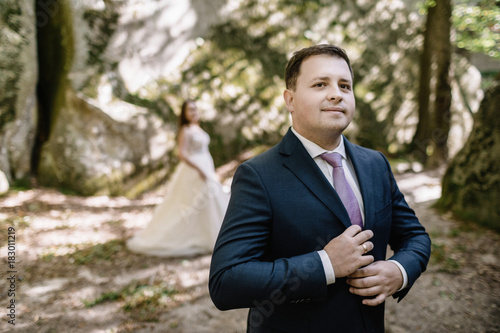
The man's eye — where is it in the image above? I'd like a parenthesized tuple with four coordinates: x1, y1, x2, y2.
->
(340, 84, 351, 90)
(314, 83, 326, 87)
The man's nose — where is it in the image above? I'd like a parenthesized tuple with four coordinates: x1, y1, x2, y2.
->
(327, 87, 342, 101)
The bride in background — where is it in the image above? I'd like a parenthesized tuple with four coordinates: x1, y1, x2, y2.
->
(127, 99, 230, 257)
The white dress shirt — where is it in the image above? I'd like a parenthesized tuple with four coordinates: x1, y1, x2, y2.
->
(290, 128, 408, 290)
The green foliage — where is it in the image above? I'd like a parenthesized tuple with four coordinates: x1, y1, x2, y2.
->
(82, 290, 122, 307)
(69, 239, 125, 265)
(430, 242, 463, 273)
(9, 177, 32, 191)
(57, 186, 80, 196)
(122, 281, 177, 322)
(83, 279, 178, 322)
(452, 0, 500, 58)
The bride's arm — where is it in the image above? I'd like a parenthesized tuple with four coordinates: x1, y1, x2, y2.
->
(178, 127, 208, 181)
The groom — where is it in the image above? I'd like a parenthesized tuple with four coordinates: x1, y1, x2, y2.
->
(209, 44, 431, 333)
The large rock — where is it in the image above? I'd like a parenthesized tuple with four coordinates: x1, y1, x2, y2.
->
(0, 170, 9, 195)
(437, 80, 500, 231)
(38, 88, 176, 197)
(0, 0, 38, 182)
(105, 0, 228, 93)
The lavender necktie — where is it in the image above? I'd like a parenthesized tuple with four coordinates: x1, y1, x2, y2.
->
(321, 152, 363, 228)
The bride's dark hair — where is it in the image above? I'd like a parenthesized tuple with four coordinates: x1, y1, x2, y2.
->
(178, 99, 195, 127)
(177, 99, 195, 141)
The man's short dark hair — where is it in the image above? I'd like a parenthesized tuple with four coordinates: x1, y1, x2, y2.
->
(285, 44, 353, 90)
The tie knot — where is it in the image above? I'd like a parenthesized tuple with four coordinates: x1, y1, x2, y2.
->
(320, 152, 343, 168)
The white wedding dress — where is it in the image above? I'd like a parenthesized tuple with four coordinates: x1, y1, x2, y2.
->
(127, 126, 230, 257)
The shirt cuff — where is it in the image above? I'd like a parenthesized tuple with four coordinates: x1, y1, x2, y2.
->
(388, 260, 408, 291)
(318, 250, 335, 285)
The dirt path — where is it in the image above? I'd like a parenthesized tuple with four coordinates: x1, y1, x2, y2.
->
(0, 170, 499, 333)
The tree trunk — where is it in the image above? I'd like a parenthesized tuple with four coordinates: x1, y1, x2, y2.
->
(410, 3, 436, 164)
(428, 0, 452, 168)
(437, 79, 500, 231)
(31, 0, 74, 178)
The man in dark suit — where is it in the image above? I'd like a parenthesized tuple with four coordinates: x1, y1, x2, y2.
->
(209, 44, 431, 333)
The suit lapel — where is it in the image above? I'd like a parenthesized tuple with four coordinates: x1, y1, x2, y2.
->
(344, 139, 375, 231)
(279, 130, 352, 229)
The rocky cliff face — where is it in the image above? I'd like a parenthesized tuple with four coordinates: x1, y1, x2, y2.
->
(0, 0, 38, 184)
(0, 0, 227, 196)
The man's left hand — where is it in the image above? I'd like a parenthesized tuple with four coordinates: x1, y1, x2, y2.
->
(346, 261, 403, 306)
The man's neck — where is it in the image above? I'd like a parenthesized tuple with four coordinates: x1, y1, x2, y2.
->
(291, 126, 342, 151)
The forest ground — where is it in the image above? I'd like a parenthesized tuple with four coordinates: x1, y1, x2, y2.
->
(0, 165, 499, 333)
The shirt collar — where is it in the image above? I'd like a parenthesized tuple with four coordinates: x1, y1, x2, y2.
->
(291, 127, 347, 160)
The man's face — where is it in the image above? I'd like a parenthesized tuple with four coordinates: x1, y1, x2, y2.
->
(284, 54, 355, 148)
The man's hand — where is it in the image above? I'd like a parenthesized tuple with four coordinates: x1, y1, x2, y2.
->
(323, 225, 374, 278)
(347, 261, 403, 306)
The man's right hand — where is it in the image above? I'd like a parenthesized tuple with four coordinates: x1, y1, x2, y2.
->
(323, 225, 374, 278)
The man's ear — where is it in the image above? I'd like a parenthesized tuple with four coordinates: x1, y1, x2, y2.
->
(283, 89, 294, 113)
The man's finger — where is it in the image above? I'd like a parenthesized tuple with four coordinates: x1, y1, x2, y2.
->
(348, 263, 377, 278)
(343, 224, 363, 237)
(362, 294, 386, 306)
(354, 230, 374, 243)
(348, 269, 368, 280)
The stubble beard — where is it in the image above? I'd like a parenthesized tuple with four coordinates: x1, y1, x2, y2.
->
(315, 116, 351, 149)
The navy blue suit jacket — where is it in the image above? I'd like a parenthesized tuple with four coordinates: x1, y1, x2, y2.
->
(209, 129, 431, 333)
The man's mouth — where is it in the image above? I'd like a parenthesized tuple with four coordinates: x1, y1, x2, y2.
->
(322, 106, 344, 112)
